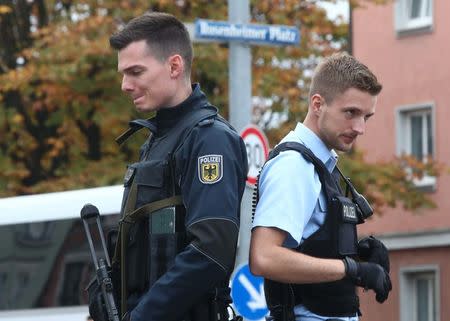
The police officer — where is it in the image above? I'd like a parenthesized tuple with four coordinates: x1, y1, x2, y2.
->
(100, 12, 248, 321)
(249, 53, 391, 321)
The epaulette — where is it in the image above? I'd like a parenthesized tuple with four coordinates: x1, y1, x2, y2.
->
(198, 117, 215, 127)
(115, 119, 157, 146)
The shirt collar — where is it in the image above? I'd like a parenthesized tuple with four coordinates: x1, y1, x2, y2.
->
(292, 123, 338, 172)
(154, 83, 207, 136)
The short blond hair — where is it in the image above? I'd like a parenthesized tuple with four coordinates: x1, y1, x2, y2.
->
(309, 52, 382, 103)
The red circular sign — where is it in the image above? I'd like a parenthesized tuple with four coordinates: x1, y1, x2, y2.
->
(240, 125, 269, 186)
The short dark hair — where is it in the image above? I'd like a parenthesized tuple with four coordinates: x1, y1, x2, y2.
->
(109, 12, 193, 75)
(309, 52, 382, 104)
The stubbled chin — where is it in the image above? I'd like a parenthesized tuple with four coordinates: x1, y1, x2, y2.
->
(135, 103, 159, 113)
(334, 139, 353, 152)
(135, 104, 148, 112)
(340, 142, 353, 152)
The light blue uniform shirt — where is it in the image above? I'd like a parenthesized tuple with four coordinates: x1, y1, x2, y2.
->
(253, 123, 358, 321)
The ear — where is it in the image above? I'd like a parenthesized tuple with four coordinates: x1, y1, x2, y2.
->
(310, 94, 324, 116)
(167, 54, 184, 79)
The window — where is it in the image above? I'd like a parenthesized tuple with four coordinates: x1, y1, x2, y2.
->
(400, 266, 439, 321)
(405, 110, 433, 161)
(0, 214, 119, 311)
(395, 0, 433, 33)
(58, 262, 87, 306)
(396, 104, 435, 189)
(416, 274, 435, 321)
(15, 221, 54, 246)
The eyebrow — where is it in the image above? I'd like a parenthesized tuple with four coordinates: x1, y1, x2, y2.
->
(118, 65, 145, 74)
(344, 106, 375, 118)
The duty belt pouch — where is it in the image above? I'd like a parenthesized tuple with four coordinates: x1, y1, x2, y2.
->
(330, 196, 358, 256)
(264, 279, 295, 321)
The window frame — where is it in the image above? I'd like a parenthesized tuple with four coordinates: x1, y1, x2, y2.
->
(56, 255, 92, 306)
(395, 102, 436, 190)
(400, 265, 440, 321)
(395, 0, 433, 35)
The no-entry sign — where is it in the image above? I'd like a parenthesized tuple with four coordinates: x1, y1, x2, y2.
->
(240, 125, 269, 186)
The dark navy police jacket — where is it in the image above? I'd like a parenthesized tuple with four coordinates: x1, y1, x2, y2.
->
(127, 84, 248, 321)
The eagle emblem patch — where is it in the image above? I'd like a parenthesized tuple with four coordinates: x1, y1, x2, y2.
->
(198, 154, 223, 184)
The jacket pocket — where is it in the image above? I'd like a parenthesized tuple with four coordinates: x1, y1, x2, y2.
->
(134, 160, 166, 208)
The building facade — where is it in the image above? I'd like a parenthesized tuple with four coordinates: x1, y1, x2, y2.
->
(353, 1, 450, 320)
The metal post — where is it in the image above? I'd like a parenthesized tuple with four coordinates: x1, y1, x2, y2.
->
(228, 0, 251, 133)
(228, 0, 253, 270)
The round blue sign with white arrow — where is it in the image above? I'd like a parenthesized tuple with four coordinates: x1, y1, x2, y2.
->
(231, 264, 268, 320)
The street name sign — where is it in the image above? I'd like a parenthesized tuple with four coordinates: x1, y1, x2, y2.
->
(195, 19, 300, 46)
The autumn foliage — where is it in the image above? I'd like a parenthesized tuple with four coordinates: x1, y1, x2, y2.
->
(0, 0, 441, 212)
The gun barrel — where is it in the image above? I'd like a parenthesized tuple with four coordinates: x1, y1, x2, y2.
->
(81, 204, 119, 321)
(82, 219, 99, 270)
(98, 259, 120, 321)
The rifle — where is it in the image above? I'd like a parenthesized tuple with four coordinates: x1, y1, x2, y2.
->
(81, 203, 120, 321)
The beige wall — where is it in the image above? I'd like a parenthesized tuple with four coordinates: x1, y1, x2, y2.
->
(358, 247, 450, 321)
(352, 1, 450, 320)
(352, 0, 450, 236)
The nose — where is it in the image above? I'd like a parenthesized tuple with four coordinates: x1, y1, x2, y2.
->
(121, 75, 133, 92)
(352, 117, 365, 135)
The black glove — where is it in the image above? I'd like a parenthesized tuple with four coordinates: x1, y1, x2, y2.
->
(358, 236, 390, 273)
(87, 278, 108, 321)
(343, 256, 392, 303)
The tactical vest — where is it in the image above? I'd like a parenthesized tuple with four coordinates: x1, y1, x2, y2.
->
(260, 142, 361, 318)
(112, 104, 218, 317)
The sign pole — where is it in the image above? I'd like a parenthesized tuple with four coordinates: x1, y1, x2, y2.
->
(227, 0, 254, 281)
(228, 0, 251, 133)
